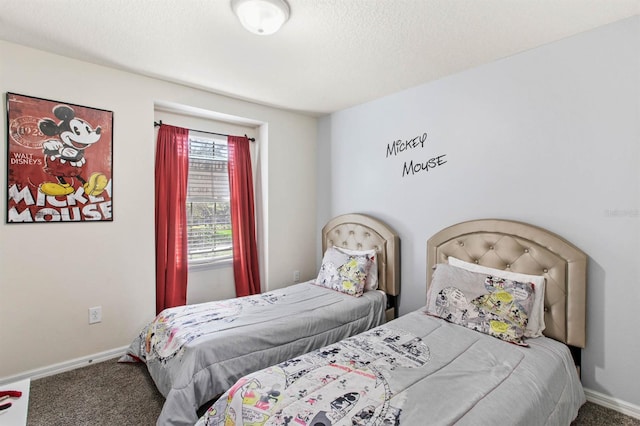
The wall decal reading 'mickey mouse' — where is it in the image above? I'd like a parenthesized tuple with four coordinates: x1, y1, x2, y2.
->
(38, 104, 107, 197)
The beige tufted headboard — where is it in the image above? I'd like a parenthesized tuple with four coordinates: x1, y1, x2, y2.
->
(427, 219, 587, 349)
(322, 213, 400, 320)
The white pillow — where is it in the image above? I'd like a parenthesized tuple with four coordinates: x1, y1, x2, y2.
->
(447, 256, 546, 338)
(333, 246, 378, 290)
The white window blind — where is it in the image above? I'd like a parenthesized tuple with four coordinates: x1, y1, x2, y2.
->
(186, 134, 232, 264)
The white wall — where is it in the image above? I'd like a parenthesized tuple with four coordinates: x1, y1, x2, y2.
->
(0, 40, 318, 379)
(318, 17, 640, 408)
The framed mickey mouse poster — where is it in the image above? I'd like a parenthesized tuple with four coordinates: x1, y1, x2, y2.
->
(6, 92, 113, 223)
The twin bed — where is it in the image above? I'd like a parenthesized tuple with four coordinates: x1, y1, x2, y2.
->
(124, 214, 587, 425)
(193, 218, 588, 426)
(121, 213, 400, 425)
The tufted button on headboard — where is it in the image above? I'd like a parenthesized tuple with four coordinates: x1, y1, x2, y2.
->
(427, 219, 587, 348)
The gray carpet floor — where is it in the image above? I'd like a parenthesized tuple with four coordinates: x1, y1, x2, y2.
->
(23, 358, 640, 425)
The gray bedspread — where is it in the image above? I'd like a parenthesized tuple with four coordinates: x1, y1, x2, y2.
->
(196, 310, 585, 425)
(120, 281, 386, 425)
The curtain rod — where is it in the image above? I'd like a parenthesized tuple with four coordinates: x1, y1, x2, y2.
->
(154, 120, 255, 142)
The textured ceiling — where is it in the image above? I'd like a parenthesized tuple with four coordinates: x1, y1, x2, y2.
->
(0, 0, 638, 116)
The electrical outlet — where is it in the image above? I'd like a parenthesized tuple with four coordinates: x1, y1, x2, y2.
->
(293, 270, 300, 283)
(89, 306, 102, 324)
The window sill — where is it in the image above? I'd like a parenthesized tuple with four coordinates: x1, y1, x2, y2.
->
(189, 257, 232, 272)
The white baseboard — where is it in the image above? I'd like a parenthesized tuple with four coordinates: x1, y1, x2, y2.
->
(584, 388, 640, 420)
(0, 346, 128, 386)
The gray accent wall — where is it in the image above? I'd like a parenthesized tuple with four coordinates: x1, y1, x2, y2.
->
(318, 16, 640, 409)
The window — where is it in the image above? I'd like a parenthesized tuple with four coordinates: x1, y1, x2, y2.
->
(186, 134, 232, 265)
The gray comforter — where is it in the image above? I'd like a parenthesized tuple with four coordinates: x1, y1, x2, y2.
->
(120, 281, 386, 425)
(196, 310, 585, 425)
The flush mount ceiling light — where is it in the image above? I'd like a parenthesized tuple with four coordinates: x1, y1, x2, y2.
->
(231, 0, 290, 35)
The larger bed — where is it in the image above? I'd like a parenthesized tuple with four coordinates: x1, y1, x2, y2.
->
(121, 213, 400, 425)
(195, 218, 587, 426)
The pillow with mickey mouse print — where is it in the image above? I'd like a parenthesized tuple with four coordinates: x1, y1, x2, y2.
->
(426, 263, 535, 346)
(313, 247, 373, 297)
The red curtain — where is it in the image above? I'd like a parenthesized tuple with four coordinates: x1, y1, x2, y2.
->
(155, 124, 190, 314)
(228, 136, 261, 297)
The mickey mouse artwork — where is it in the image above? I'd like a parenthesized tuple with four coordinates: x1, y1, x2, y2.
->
(6, 93, 113, 223)
(38, 104, 108, 197)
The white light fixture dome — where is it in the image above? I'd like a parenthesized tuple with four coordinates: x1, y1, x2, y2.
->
(231, 0, 290, 35)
